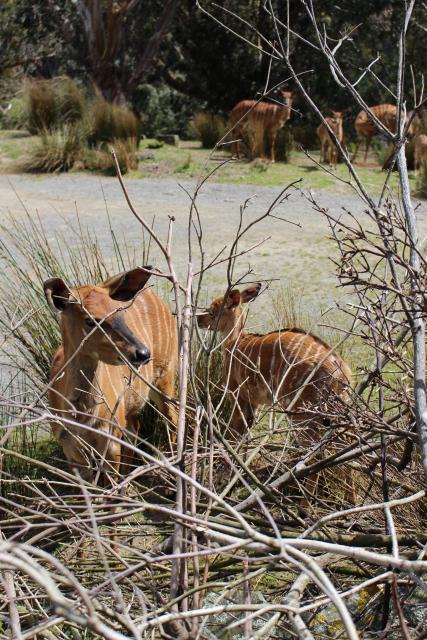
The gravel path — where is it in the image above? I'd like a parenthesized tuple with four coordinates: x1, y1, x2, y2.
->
(1, 173, 426, 323)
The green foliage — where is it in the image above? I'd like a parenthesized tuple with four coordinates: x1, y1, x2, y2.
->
(0, 96, 28, 130)
(371, 138, 393, 168)
(145, 138, 164, 149)
(137, 84, 200, 138)
(189, 111, 228, 148)
(26, 77, 85, 134)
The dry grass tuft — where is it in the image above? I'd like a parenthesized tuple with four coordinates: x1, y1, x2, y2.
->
(189, 111, 227, 148)
(19, 124, 85, 173)
(87, 97, 139, 146)
(25, 77, 85, 134)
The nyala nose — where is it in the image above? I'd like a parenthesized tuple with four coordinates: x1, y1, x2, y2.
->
(134, 346, 151, 365)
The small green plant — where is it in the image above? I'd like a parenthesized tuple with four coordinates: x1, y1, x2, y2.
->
(175, 152, 195, 174)
(251, 158, 269, 173)
(145, 138, 164, 149)
(189, 111, 227, 148)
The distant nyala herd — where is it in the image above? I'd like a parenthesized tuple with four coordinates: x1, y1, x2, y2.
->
(229, 92, 424, 167)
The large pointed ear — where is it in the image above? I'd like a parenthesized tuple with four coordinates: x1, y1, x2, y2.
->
(225, 289, 241, 308)
(240, 283, 262, 303)
(103, 266, 153, 301)
(44, 278, 71, 314)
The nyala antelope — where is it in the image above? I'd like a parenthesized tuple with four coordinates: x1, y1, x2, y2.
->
(353, 103, 414, 162)
(414, 134, 427, 171)
(197, 284, 351, 437)
(230, 91, 293, 162)
(44, 267, 177, 483)
(316, 111, 344, 166)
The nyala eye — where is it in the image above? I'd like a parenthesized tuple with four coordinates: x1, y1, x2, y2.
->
(85, 318, 96, 328)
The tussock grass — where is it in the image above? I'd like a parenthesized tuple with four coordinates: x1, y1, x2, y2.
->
(83, 138, 137, 174)
(87, 97, 138, 146)
(19, 81, 138, 174)
(19, 124, 86, 173)
(26, 77, 85, 134)
(189, 111, 227, 148)
(0, 95, 28, 130)
(238, 120, 265, 160)
(235, 120, 293, 162)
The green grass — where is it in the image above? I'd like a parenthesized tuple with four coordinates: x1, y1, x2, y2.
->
(0, 130, 419, 195)
(135, 139, 417, 195)
(0, 130, 38, 164)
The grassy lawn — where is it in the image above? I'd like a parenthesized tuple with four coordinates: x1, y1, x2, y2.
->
(0, 129, 419, 195)
(135, 138, 418, 194)
(0, 130, 38, 164)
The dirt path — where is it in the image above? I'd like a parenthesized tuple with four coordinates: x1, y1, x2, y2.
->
(1, 174, 426, 326)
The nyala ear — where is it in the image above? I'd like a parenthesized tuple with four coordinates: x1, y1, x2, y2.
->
(44, 278, 71, 314)
(241, 283, 262, 303)
(103, 266, 153, 302)
(226, 290, 241, 308)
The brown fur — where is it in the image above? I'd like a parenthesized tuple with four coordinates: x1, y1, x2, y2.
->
(353, 104, 414, 162)
(230, 91, 293, 162)
(316, 111, 344, 166)
(414, 134, 427, 170)
(197, 285, 352, 436)
(45, 268, 177, 482)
